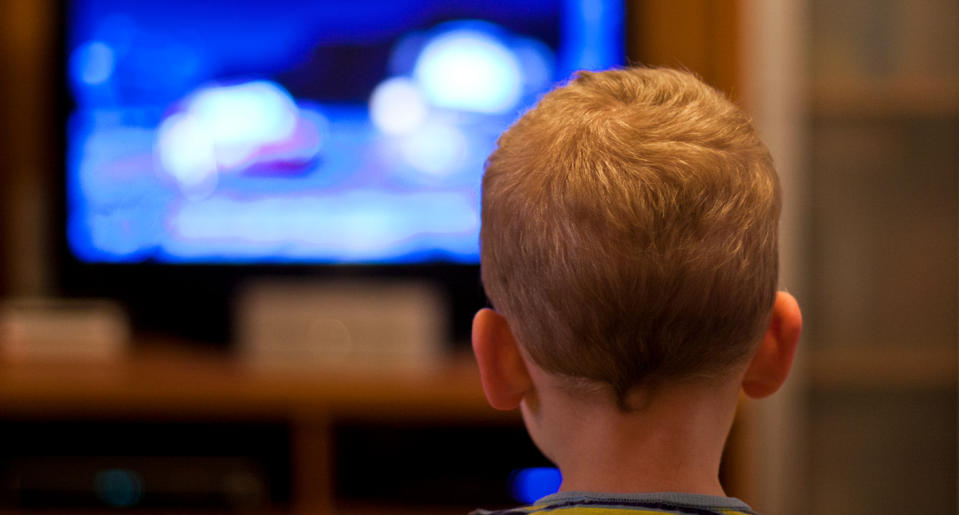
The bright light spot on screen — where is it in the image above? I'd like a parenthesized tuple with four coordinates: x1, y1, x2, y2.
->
(156, 112, 219, 197)
(400, 121, 467, 175)
(71, 41, 116, 86)
(156, 81, 322, 194)
(370, 77, 428, 135)
(509, 467, 562, 503)
(95, 469, 144, 507)
(414, 28, 522, 114)
(189, 81, 298, 152)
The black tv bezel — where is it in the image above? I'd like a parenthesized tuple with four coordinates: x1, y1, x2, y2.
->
(52, 1, 489, 348)
(53, 0, 631, 348)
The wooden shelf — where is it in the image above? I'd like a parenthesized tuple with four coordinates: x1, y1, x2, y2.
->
(0, 346, 500, 419)
(0, 346, 519, 514)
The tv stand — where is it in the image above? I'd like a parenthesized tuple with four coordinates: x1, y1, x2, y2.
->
(0, 344, 529, 513)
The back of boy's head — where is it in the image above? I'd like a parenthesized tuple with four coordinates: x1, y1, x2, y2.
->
(480, 67, 780, 407)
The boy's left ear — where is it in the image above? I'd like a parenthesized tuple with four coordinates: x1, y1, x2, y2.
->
(742, 291, 803, 399)
(471, 308, 533, 410)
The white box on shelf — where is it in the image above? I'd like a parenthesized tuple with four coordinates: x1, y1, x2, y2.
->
(235, 280, 447, 370)
(0, 298, 130, 361)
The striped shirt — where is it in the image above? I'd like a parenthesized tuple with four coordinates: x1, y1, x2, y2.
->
(472, 491, 759, 515)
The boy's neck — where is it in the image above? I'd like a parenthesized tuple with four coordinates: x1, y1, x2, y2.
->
(521, 372, 742, 497)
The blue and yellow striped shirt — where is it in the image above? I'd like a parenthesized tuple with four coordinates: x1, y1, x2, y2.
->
(472, 492, 759, 515)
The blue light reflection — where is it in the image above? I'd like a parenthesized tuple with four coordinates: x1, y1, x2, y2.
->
(509, 467, 562, 504)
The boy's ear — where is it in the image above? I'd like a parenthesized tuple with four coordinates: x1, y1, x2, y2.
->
(742, 291, 803, 399)
(471, 308, 532, 410)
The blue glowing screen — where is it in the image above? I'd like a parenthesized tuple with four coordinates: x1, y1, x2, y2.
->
(67, 0, 624, 264)
(509, 467, 563, 503)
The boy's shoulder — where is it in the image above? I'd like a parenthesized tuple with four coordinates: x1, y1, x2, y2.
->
(471, 491, 760, 515)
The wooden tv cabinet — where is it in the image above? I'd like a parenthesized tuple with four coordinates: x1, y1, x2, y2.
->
(0, 344, 519, 514)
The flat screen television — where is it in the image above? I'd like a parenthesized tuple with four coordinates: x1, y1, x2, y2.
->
(59, 0, 626, 345)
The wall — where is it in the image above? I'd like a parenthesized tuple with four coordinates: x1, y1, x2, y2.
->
(0, 1, 57, 297)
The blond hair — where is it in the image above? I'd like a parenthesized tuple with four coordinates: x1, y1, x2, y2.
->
(480, 67, 780, 407)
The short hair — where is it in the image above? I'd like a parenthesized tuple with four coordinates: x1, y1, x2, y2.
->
(480, 67, 781, 407)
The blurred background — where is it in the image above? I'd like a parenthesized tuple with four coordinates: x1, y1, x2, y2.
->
(0, 0, 956, 514)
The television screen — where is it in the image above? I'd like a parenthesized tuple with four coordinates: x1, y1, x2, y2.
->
(66, 0, 624, 265)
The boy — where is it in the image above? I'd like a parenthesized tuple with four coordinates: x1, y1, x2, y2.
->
(470, 67, 801, 514)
